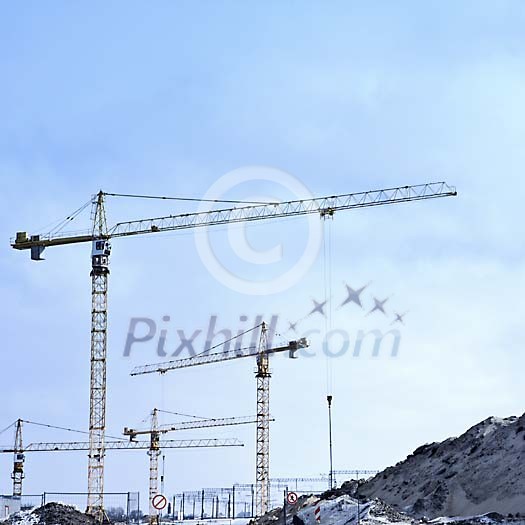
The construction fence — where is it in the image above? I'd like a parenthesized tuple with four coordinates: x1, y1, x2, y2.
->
(169, 481, 330, 520)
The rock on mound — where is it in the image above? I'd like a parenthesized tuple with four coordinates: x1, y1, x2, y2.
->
(359, 413, 525, 519)
(251, 493, 417, 525)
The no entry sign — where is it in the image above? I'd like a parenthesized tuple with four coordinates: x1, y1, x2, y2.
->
(152, 494, 168, 511)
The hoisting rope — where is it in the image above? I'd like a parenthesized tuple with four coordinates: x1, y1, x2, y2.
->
(322, 217, 334, 395)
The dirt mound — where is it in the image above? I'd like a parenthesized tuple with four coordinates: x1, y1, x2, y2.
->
(2, 503, 98, 525)
(32, 503, 97, 525)
(358, 413, 525, 519)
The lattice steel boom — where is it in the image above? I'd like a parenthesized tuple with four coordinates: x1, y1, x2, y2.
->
(130, 338, 307, 376)
(0, 433, 242, 497)
(0, 438, 243, 453)
(11, 183, 456, 250)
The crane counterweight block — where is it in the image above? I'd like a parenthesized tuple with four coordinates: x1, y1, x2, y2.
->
(14, 233, 47, 260)
(31, 245, 45, 261)
(288, 337, 308, 358)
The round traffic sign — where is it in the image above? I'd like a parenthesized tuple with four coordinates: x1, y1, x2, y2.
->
(286, 492, 298, 505)
(152, 494, 168, 511)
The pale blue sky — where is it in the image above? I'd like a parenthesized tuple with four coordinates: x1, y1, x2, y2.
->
(1, 0, 525, 510)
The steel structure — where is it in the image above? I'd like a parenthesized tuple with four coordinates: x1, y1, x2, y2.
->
(12, 420, 24, 497)
(13, 183, 456, 247)
(1, 418, 242, 498)
(11, 182, 456, 519)
(148, 409, 161, 525)
(0, 438, 243, 453)
(123, 410, 259, 525)
(132, 323, 307, 516)
(131, 332, 308, 377)
(88, 192, 110, 520)
(124, 414, 261, 437)
(255, 323, 270, 516)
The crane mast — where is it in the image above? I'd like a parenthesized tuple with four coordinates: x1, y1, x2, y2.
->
(148, 409, 161, 525)
(87, 192, 111, 521)
(11, 420, 24, 498)
(255, 323, 271, 516)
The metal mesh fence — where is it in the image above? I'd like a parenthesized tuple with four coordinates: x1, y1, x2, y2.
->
(20, 494, 44, 511)
(170, 482, 329, 520)
(171, 486, 259, 520)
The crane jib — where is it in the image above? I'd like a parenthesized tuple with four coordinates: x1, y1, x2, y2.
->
(11, 182, 457, 253)
(130, 337, 309, 376)
(0, 438, 244, 453)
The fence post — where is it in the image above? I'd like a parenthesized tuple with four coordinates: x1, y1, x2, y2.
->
(283, 490, 287, 525)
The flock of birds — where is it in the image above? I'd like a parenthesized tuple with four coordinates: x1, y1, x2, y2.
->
(285, 282, 408, 335)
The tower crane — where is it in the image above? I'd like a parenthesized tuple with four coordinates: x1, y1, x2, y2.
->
(1, 419, 243, 499)
(131, 322, 309, 516)
(11, 182, 457, 520)
(123, 410, 260, 525)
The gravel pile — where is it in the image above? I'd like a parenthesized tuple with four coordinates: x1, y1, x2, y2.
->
(2, 503, 102, 525)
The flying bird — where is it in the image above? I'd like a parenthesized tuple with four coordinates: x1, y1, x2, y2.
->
(367, 297, 389, 316)
(288, 320, 299, 333)
(309, 299, 327, 317)
(340, 282, 369, 308)
(391, 311, 408, 325)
